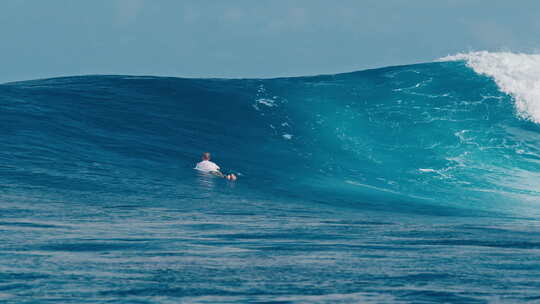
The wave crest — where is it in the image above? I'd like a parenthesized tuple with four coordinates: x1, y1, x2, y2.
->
(441, 51, 540, 124)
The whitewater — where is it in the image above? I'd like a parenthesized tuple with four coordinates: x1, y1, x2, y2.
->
(1, 52, 540, 303)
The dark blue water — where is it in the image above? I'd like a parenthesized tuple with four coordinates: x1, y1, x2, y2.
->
(1, 60, 540, 303)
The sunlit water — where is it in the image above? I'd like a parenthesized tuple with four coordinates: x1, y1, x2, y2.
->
(1, 52, 540, 303)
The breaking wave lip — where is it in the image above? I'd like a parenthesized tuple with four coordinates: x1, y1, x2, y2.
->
(441, 51, 540, 124)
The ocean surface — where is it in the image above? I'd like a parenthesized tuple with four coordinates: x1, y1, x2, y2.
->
(1, 52, 540, 303)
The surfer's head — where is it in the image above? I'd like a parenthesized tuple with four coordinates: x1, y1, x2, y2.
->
(202, 152, 211, 161)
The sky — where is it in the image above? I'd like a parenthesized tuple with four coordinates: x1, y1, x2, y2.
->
(1, 0, 540, 83)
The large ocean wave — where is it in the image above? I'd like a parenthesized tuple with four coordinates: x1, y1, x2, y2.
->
(2, 52, 539, 214)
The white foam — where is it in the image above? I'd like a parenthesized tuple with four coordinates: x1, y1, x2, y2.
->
(257, 98, 276, 107)
(282, 134, 293, 140)
(441, 51, 540, 123)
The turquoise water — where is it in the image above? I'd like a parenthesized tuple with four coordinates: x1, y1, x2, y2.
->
(1, 59, 540, 303)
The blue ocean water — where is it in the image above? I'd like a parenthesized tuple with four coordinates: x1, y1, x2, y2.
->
(1, 55, 540, 303)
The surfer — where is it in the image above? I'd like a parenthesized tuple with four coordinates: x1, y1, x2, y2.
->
(195, 152, 237, 181)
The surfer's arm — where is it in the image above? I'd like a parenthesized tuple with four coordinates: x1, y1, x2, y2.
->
(212, 171, 225, 178)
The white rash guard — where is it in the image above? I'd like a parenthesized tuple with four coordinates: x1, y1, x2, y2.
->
(195, 160, 220, 172)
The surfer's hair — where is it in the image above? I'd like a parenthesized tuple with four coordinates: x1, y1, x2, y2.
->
(202, 152, 211, 160)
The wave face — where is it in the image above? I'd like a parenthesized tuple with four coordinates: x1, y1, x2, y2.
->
(2, 52, 540, 303)
(2, 56, 539, 211)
